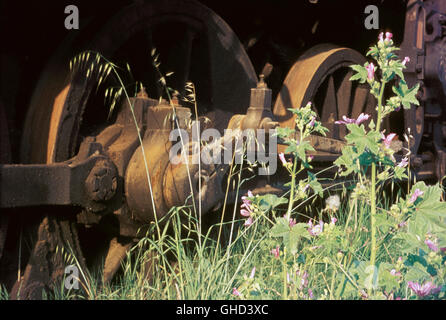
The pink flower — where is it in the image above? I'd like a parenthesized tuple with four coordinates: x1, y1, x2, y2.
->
(331, 217, 337, 225)
(232, 287, 241, 296)
(402, 56, 410, 66)
(297, 270, 309, 289)
(366, 63, 375, 80)
(335, 113, 370, 125)
(308, 220, 324, 236)
(408, 281, 441, 297)
(240, 209, 251, 217)
(379, 32, 384, 42)
(308, 155, 314, 162)
(244, 216, 253, 227)
(308, 289, 314, 299)
(271, 245, 280, 259)
(398, 221, 407, 229)
(385, 32, 393, 41)
(425, 239, 439, 252)
(382, 132, 397, 148)
(279, 153, 288, 166)
(390, 269, 401, 276)
(409, 188, 423, 204)
(397, 157, 408, 168)
(241, 190, 254, 218)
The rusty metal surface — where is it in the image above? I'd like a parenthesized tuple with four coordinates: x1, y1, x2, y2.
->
(0, 141, 117, 210)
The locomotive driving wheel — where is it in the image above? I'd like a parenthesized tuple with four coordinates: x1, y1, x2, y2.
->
(12, 0, 257, 299)
(273, 44, 378, 149)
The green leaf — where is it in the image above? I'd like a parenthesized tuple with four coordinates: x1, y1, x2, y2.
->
(349, 64, 368, 84)
(392, 80, 420, 109)
(257, 194, 288, 212)
(345, 124, 381, 154)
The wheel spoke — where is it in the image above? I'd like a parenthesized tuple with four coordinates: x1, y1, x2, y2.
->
(320, 75, 338, 139)
(336, 70, 353, 138)
(351, 85, 369, 119)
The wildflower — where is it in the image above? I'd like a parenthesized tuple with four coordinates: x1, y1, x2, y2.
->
(309, 116, 316, 127)
(402, 56, 410, 66)
(249, 267, 256, 279)
(397, 221, 407, 229)
(240, 209, 251, 217)
(271, 245, 280, 259)
(397, 157, 408, 168)
(385, 32, 393, 42)
(308, 155, 314, 162)
(390, 269, 401, 276)
(409, 188, 423, 204)
(325, 195, 340, 212)
(381, 132, 396, 149)
(308, 289, 314, 299)
(378, 32, 384, 43)
(232, 287, 241, 296)
(279, 152, 287, 166)
(297, 270, 309, 289)
(366, 63, 375, 80)
(289, 218, 297, 228)
(425, 239, 439, 252)
(335, 113, 370, 125)
(241, 190, 254, 219)
(308, 220, 324, 236)
(408, 281, 441, 297)
(244, 216, 253, 227)
(331, 217, 337, 224)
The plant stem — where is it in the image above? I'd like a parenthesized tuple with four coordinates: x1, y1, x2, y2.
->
(286, 157, 298, 220)
(370, 81, 386, 269)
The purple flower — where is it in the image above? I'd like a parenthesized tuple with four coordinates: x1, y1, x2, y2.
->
(382, 132, 397, 148)
(408, 281, 441, 297)
(335, 113, 370, 125)
(331, 217, 337, 225)
(232, 287, 241, 296)
(309, 116, 316, 127)
(409, 188, 423, 204)
(289, 218, 297, 227)
(308, 220, 324, 236)
(271, 245, 280, 259)
(308, 289, 314, 299)
(398, 221, 407, 229)
(308, 155, 314, 162)
(402, 56, 410, 66)
(397, 157, 408, 168)
(241, 191, 254, 219)
(366, 63, 375, 80)
(425, 239, 439, 252)
(298, 270, 309, 289)
(244, 216, 253, 227)
(385, 32, 393, 41)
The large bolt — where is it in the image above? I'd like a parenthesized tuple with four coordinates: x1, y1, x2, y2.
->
(85, 160, 118, 202)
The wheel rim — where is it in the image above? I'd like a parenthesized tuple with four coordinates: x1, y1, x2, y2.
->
(273, 44, 377, 141)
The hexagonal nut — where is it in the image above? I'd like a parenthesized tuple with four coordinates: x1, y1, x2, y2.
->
(85, 160, 118, 202)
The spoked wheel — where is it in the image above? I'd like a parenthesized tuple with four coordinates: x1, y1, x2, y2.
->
(16, 0, 257, 299)
(273, 44, 377, 144)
